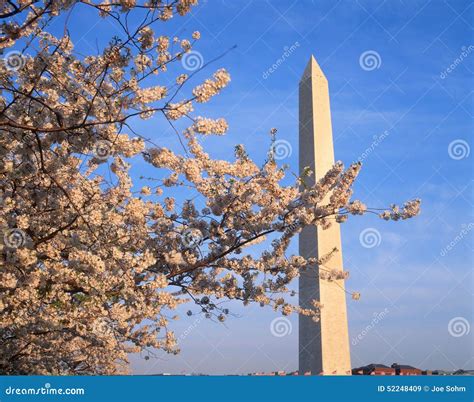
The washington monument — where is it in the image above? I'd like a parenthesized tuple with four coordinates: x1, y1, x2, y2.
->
(298, 55, 351, 375)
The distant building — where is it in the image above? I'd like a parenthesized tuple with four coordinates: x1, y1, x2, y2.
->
(453, 369, 474, 376)
(391, 363, 422, 376)
(352, 364, 395, 376)
(248, 371, 298, 376)
(246, 365, 474, 376)
(431, 370, 452, 375)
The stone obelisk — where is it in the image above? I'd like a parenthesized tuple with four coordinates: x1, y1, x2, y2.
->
(298, 55, 351, 375)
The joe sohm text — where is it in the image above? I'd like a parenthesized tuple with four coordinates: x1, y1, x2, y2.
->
(377, 385, 467, 393)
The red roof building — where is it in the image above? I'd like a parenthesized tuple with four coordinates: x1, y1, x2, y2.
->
(391, 363, 422, 376)
(352, 364, 396, 375)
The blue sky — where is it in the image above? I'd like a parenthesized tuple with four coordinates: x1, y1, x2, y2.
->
(57, 0, 473, 374)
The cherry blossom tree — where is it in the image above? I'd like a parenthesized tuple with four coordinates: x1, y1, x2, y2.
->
(0, 1, 420, 375)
